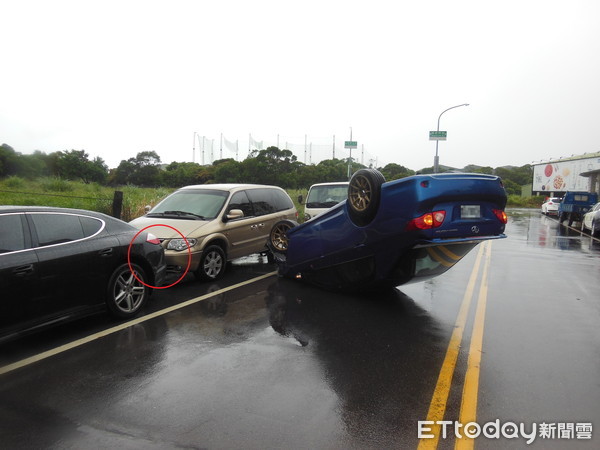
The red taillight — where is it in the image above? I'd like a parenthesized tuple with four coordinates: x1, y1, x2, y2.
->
(407, 210, 446, 230)
(146, 233, 161, 245)
(493, 209, 508, 224)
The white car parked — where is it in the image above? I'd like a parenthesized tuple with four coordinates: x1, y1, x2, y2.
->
(541, 197, 561, 215)
(301, 182, 349, 221)
(582, 202, 600, 237)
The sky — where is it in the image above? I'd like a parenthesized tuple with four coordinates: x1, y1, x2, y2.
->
(2, 0, 600, 172)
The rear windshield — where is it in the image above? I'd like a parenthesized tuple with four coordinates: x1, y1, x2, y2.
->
(150, 189, 229, 219)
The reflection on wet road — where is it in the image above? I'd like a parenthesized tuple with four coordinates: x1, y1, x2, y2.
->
(0, 209, 599, 449)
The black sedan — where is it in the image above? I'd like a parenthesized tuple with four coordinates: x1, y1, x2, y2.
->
(0, 206, 167, 342)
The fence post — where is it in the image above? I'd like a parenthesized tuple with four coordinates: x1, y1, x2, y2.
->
(112, 191, 123, 219)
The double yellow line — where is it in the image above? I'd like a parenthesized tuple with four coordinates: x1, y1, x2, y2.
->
(418, 240, 493, 450)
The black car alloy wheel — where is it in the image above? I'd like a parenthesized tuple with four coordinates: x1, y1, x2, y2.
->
(106, 263, 148, 318)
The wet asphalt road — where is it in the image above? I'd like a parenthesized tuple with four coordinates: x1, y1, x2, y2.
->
(0, 209, 599, 449)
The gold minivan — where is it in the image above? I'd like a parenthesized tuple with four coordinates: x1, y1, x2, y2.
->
(130, 184, 297, 281)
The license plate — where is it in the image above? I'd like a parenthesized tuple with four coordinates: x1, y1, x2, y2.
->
(461, 205, 481, 219)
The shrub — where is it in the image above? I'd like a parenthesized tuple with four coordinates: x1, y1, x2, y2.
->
(39, 177, 74, 192)
(506, 195, 545, 208)
(4, 176, 26, 189)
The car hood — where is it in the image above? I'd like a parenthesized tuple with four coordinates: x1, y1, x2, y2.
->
(129, 216, 212, 238)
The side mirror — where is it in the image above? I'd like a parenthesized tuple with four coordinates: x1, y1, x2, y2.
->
(144, 205, 152, 213)
(297, 194, 303, 205)
(226, 209, 244, 221)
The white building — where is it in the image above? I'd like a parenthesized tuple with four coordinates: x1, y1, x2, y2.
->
(532, 152, 600, 197)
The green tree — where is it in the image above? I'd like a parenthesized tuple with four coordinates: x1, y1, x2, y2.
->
(239, 147, 301, 187)
(213, 159, 242, 183)
(54, 150, 108, 183)
(133, 151, 161, 167)
(162, 161, 204, 187)
(109, 160, 136, 185)
(17, 151, 50, 179)
(0, 144, 18, 177)
(495, 165, 532, 186)
(379, 163, 415, 181)
(109, 151, 162, 186)
(463, 165, 494, 174)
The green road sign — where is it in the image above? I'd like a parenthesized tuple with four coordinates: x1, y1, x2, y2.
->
(344, 140, 358, 149)
(429, 131, 447, 141)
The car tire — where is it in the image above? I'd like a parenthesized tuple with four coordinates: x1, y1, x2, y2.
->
(347, 169, 386, 227)
(195, 245, 226, 281)
(269, 219, 299, 254)
(106, 263, 149, 318)
(593, 220, 599, 238)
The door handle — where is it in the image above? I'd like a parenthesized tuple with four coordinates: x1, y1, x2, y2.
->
(99, 248, 114, 257)
(13, 264, 34, 276)
(257, 223, 265, 228)
(250, 225, 258, 230)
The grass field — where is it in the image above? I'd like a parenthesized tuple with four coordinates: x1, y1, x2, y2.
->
(0, 177, 309, 222)
(0, 176, 538, 223)
(0, 177, 173, 222)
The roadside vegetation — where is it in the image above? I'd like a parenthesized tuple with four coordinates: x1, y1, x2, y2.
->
(1, 143, 539, 220)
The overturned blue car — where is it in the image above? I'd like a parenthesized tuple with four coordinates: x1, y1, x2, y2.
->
(267, 169, 507, 290)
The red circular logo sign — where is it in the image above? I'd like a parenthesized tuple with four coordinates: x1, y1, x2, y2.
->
(127, 224, 192, 289)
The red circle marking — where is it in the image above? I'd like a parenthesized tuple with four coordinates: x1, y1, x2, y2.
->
(127, 224, 192, 290)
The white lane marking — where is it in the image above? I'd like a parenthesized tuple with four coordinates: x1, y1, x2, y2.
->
(0, 272, 277, 376)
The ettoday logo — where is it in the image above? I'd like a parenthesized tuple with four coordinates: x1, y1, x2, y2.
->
(418, 420, 593, 445)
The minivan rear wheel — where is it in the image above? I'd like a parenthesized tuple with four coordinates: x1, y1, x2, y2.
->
(195, 245, 226, 281)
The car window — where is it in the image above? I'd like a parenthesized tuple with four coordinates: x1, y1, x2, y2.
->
(228, 191, 254, 218)
(80, 216, 104, 237)
(246, 188, 277, 216)
(272, 189, 294, 211)
(0, 214, 26, 254)
(31, 213, 86, 246)
(306, 186, 348, 203)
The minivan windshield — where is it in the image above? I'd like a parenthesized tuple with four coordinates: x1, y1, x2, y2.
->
(147, 189, 229, 220)
(306, 185, 348, 208)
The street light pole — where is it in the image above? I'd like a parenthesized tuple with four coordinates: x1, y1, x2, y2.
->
(434, 103, 469, 173)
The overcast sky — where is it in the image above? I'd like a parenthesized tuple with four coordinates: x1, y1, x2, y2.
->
(2, 0, 599, 171)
